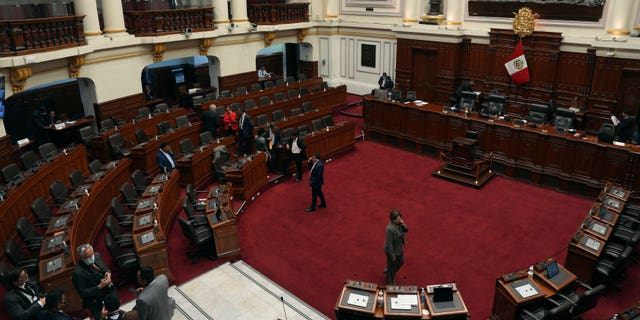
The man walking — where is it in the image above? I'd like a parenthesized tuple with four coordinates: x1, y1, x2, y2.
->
(305, 153, 326, 212)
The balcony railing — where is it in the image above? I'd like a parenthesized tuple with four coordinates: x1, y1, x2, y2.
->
(248, 3, 309, 25)
(124, 7, 214, 36)
(0, 15, 85, 57)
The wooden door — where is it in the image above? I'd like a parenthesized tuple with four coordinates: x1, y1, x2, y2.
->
(411, 49, 438, 102)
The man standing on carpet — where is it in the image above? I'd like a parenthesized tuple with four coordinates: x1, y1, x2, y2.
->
(384, 209, 408, 285)
(134, 265, 175, 320)
(305, 152, 326, 212)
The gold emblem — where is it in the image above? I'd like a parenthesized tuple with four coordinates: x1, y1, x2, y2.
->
(513, 7, 535, 38)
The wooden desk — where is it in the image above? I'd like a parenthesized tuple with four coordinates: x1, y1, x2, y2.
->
(590, 202, 620, 226)
(0, 145, 88, 259)
(384, 285, 422, 319)
(205, 183, 240, 258)
(176, 135, 235, 188)
(363, 96, 640, 194)
(425, 286, 468, 319)
(225, 152, 268, 200)
(243, 85, 347, 121)
(619, 301, 640, 320)
(335, 280, 379, 320)
(582, 216, 613, 240)
(130, 122, 202, 175)
(43, 118, 94, 147)
(565, 230, 606, 285)
(39, 253, 76, 309)
(133, 170, 181, 280)
(89, 108, 189, 162)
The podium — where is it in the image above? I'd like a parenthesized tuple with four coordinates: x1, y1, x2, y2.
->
(433, 137, 494, 188)
(335, 280, 379, 320)
(206, 182, 241, 258)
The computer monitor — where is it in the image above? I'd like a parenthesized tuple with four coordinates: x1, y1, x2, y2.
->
(433, 286, 453, 302)
(546, 260, 559, 279)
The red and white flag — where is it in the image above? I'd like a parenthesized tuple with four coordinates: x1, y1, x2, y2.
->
(504, 40, 529, 85)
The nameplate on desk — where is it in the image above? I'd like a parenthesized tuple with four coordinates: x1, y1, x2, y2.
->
(137, 199, 155, 211)
(138, 215, 152, 226)
(145, 185, 161, 195)
(590, 221, 607, 235)
(46, 257, 63, 273)
(512, 282, 539, 299)
(62, 199, 80, 211)
(426, 283, 456, 294)
(47, 234, 65, 249)
(582, 237, 601, 251)
(346, 293, 369, 308)
(140, 231, 155, 244)
(52, 216, 69, 229)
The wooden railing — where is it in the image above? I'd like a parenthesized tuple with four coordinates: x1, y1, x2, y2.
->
(248, 3, 309, 25)
(0, 15, 85, 57)
(124, 7, 214, 36)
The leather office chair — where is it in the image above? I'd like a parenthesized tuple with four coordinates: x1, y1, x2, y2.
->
(297, 73, 306, 81)
(200, 132, 214, 145)
(183, 198, 208, 225)
(287, 89, 298, 100)
(154, 103, 169, 114)
(322, 115, 334, 127)
(272, 110, 285, 122)
(120, 182, 139, 210)
(274, 92, 286, 102)
(180, 138, 194, 155)
(594, 246, 632, 290)
(108, 133, 132, 158)
(30, 197, 54, 228)
(192, 96, 204, 110)
(264, 80, 274, 89)
(235, 86, 248, 96)
(38, 143, 58, 160)
(250, 83, 262, 92)
(20, 151, 41, 172)
(460, 91, 477, 111)
(244, 99, 256, 109)
(100, 118, 116, 132)
(290, 108, 302, 117)
(185, 185, 207, 212)
(299, 87, 309, 96)
(49, 180, 69, 205)
(69, 169, 85, 188)
(104, 233, 139, 286)
(4, 239, 38, 276)
(219, 89, 231, 98)
(229, 102, 242, 112)
(215, 105, 226, 116)
(256, 114, 268, 127)
(520, 301, 571, 320)
(157, 121, 173, 134)
(16, 217, 44, 252)
(286, 76, 296, 84)
(549, 284, 606, 319)
(259, 96, 271, 106)
(485, 95, 506, 116)
(298, 125, 309, 137)
(312, 119, 323, 132)
(302, 101, 313, 113)
(527, 103, 550, 124)
(0, 261, 12, 289)
(135, 128, 148, 144)
(105, 215, 133, 247)
(2, 163, 24, 185)
(110, 197, 134, 228)
(130, 170, 147, 196)
(177, 217, 216, 264)
(89, 159, 103, 174)
(598, 123, 615, 143)
(553, 108, 576, 129)
(405, 91, 417, 102)
(275, 78, 285, 86)
(175, 115, 190, 128)
(79, 126, 97, 145)
(137, 107, 151, 119)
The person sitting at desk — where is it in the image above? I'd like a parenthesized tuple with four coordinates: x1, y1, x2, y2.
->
(3, 267, 46, 320)
(451, 80, 474, 108)
(156, 142, 176, 174)
(390, 84, 402, 101)
(258, 65, 271, 79)
(44, 110, 59, 126)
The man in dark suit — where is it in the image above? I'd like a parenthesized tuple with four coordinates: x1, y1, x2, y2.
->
(72, 244, 118, 320)
(617, 110, 634, 143)
(36, 289, 76, 320)
(384, 209, 408, 285)
(156, 142, 176, 174)
(237, 106, 254, 156)
(267, 122, 282, 173)
(3, 267, 45, 320)
(283, 129, 306, 181)
(201, 104, 218, 139)
(305, 152, 326, 212)
(134, 265, 175, 320)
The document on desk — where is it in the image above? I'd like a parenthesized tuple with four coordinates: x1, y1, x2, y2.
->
(514, 283, 539, 299)
(585, 238, 601, 251)
(591, 222, 607, 235)
(396, 294, 418, 305)
(390, 298, 413, 310)
(346, 292, 369, 307)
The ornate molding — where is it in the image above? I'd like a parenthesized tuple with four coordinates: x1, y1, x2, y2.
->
(68, 55, 86, 78)
(152, 44, 166, 62)
(512, 7, 536, 38)
(200, 39, 213, 56)
(10, 67, 32, 93)
(297, 28, 309, 42)
(264, 32, 276, 47)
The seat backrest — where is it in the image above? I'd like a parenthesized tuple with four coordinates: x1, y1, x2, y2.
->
(256, 114, 268, 126)
(405, 91, 417, 101)
(215, 105, 226, 116)
(312, 119, 323, 132)
(553, 108, 576, 129)
(180, 138, 194, 154)
(2, 163, 22, 184)
(182, 198, 198, 220)
(598, 123, 615, 143)
(89, 159, 103, 174)
(264, 80, 274, 89)
(110, 197, 126, 218)
(130, 170, 146, 191)
(120, 182, 137, 203)
(69, 169, 84, 188)
(200, 131, 214, 145)
(135, 128, 148, 144)
(235, 86, 247, 96)
(49, 180, 68, 203)
(286, 76, 296, 83)
(302, 101, 313, 113)
(155, 103, 169, 114)
(185, 184, 196, 203)
(299, 87, 309, 95)
(16, 216, 38, 244)
(244, 99, 256, 109)
(30, 197, 52, 224)
(105, 215, 121, 238)
(287, 89, 298, 99)
(273, 110, 284, 122)
(298, 125, 309, 137)
(157, 121, 171, 134)
(38, 143, 58, 159)
(487, 95, 506, 116)
(176, 115, 190, 128)
(230, 102, 242, 112)
(178, 217, 197, 245)
(192, 95, 204, 109)
(250, 83, 262, 92)
(297, 73, 306, 81)
(321, 81, 329, 90)
(322, 115, 334, 127)
(101, 118, 115, 131)
(290, 108, 302, 117)
(219, 89, 231, 98)
(108, 133, 125, 150)
(259, 96, 271, 106)
(4, 239, 28, 266)
(527, 103, 550, 124)
(104, 233, 120, 260)
(138, 107, 151, 119)
(79, 126, 96, 144)
(570, 284, 606, 316)
(21, 151, 40, 171)
(274, 92, 286, 102)
(549, 301, 571, 320)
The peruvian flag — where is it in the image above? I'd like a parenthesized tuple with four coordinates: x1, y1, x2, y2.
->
(504, 40, 530, 85)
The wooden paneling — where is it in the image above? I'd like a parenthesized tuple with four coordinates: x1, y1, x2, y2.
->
(256, 53, 284, 76)
(218, 71, 259, 92)
(94, 93, 163, 125)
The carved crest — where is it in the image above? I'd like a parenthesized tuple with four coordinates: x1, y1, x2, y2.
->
(513, 7, 535, 38)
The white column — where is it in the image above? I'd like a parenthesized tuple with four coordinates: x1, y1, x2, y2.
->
(403, 0, 419, 23)
(230, 0, 249, 25)
(606, 0, 635, 35)
(102, 0, 128, 35)
(443, 0, 464, 25)
(326, 0, 338, 19)
(73, 0, 102, 37)
(212, 0, 229, 25)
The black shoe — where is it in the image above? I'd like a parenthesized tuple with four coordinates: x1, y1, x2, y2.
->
(318, 204, 326, 208)
(304, 208, 315, 212)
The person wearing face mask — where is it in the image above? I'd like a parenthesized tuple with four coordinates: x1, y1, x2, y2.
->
(72, 244, 118, 320)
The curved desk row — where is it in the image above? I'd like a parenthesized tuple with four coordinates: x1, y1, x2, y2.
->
(0, 145, 89, 257)
(176, 135, 235, 188)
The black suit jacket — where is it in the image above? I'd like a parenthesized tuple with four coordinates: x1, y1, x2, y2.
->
(289, 136, 306, 158)
(71, 253, 113, 309)
(309, 161, 324, 187)
(3, 283, 44, 320)
(239, 114, 254, 139)
(201, 109, 218, 135)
